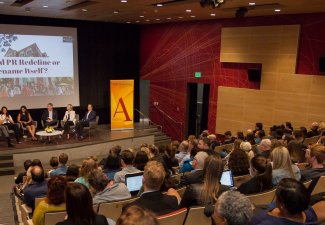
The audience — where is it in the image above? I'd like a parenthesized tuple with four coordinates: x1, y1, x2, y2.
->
(179, 151, 208, 186)
(88, 170, 131, 204)
(271, 146, 301, 185)
(56, 182, 108, 225)
(47, 156, 59, 176)
(15, 159, 32, 184)
(103, 154, 121, 180)
(175, 140, 190, 163)
(238, 155, 273, 195)
(197, 137, 210, 151)
(49, 153, 69, 177)
(75, 158, 98, 188)
(116, 205, 158, 225)
(287, 129, 307, 163)
(307, 122, 320, 138)
(223, 131, 234, 144)
(255, 130, 265, 144)
(228, 148, 250, 176)
(164, 144, 179, 168)
(65, 164, 79, 182)
(124, 161, 179, 216)
(33, 176, 66, 225)
(180, 155, 229, 208)
(179, 146, 199, 174)
(211, 191, 254, 225)
(23, 159, 43, 189)
(240, 141, 254, 161)
(257, 139, 272, 159)
(114, 150, 141, 183)
(23, 166, 48, 211)
(251, 178, 323, 225)
(133, 150, 149, 171)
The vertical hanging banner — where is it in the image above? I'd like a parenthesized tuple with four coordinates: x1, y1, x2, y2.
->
(110, 80, 134, 130)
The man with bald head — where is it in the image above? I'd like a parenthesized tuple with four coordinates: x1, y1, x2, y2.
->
(23, 166, 47, 211)
(257, 139, 272, 159)
(307, 122, 320, 138)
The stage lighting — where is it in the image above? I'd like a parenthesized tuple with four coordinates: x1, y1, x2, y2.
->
(200, 0, 225, 8)
(235, 7, 248, 18)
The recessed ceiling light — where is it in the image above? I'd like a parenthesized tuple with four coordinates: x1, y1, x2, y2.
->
(156, 4, 163, 7)
(190, 15, 196, 18)
(178, 16, 183, 19)
(121, 0, 127, 2)
(145, 19, 151, 22)
(274, 9, 281, 12)
(135, 20, 140, 23)
(166, 17, 172, 20)
(139, 15, 144, 18)
(186, 9, 192, 13)
(43, 5, 49, 8)
(210, 13, 216, 16)
(81, 8, 87, 12)
(248, 2, 255, 6)
(0, 1, 4, 4)
(155, 18, 161, 21)
(126, 21, 131, 24)
(113, 10, 119, 14)
(25, 7, 31, 12)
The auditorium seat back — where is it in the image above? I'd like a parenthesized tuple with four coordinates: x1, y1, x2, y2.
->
(44, 211, 66, 225)
(246, 189, 276, 206)
(184, 207, 210, 225)
(311, 176, 325, 195)
(157, 208, 187, 225)
(234, 174, 251, 188)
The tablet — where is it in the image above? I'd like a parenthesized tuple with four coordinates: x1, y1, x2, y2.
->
(220, 170, 234, 187)
(125, 172, 143, 194)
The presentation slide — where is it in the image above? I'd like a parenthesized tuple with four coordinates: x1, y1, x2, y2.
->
(0, 24, 79, 109)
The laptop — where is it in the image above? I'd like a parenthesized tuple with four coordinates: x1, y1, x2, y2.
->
(220, 170, 234, 187)
(125, 172, 144, 195)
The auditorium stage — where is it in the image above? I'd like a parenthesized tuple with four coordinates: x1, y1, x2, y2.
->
(0, 124, 170, 172)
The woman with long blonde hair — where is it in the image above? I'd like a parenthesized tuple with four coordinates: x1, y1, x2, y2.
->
(271, 146, 301, 185)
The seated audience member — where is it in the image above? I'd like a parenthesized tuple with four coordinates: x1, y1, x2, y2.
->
(251, 178, 324, 225)
(288, 129, 307, 163)
(23, 159, 43, 189)
(164, 144, 179, 168)
(307, 122, 320, 138)
(238, 156, 273, 195)
(33, 176, 66, 225)
(179, 146, 199, 174)
(114, 150, 140, 183)
(17, 105, 37, 140)
(284, 122, 294, 134)
(237, 131, 245, 141)
(75, 158, 98, 188)
(23, 166, 48, 211)
(41, 103, 58, 127)
(255, 130, 265, 144)
(228, 148, 250, 176)
(0, 106, 21, 143)
(61, 104, 76, 139)
(246, 132, 256, 145)
(116, 205, 158, 225)
(15, 159, 32, 184)
(223, 131, 234, 144)
(56, 183, 108, 225)
(133, 150, 149, 171)
(180, 155, 229, 208)
(65, 164, 80, 182)
(208, 134, 221, 148)
(271, 146, 301, 185)
(201, 130, 210, 138)
(211, 191, 254, 225)
(281, 133, 293, 147)
(88, 170, 131, 204)
(103, 154, 122, 180)
(74, 104, 96, 139)
(179, 151, 209, 186)
(47, 156, 59, 177)
(300, 126, 308, 139)
(198, 137, 211, 151)
(175, 140, 190, 163)
(49, 153, 69, 177)
(301, 144, 325, 190)
(254, 122, 264, 133)
(124, 161, 179, 216)
(257, 139, 272, 159)
(240, 141, 254, 161)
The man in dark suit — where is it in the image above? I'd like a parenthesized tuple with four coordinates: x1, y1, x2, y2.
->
(41, 103, 58, 127)
(23, 166, 48, 212)
(124, 161, 179, 216)
(179, 151, 208, 187)
(74, 104, 96, 139)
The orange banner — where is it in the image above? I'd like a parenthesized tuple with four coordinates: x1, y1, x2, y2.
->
(110, 80, 134, 130)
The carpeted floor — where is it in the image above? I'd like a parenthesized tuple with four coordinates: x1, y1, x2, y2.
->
(0, 193, 16, 225)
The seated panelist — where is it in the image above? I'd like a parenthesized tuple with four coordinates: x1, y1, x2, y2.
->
(17, 105, 37, 140)
(0, 106, 21, 143)
(41, 103, 58, 127)
(74, 104, 96, 139)
(61, 104, 76, 139)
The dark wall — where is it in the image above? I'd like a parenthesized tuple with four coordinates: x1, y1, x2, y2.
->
(0, 15, 140, 126)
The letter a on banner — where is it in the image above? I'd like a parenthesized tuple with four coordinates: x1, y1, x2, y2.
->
(110, 80, 134, 130)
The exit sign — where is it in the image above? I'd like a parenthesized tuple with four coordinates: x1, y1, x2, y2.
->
(195, 72, 201, 78)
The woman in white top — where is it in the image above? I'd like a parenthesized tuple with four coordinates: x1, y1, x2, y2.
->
(271, 146, 301, 185)
(0, 106, 21, 143)
(61, 104, 76, 139)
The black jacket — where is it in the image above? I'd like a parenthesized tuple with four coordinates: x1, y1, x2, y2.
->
(41, 109, 58, 122)
(124, 191, 179, 216)
(179, 169, 204, 187)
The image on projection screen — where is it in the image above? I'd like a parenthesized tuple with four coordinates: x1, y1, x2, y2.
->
(0, 24, 79, 109)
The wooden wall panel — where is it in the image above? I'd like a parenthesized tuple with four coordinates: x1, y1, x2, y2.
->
(216, 25, 325, 135)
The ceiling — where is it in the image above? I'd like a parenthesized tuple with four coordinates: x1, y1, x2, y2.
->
(0, 0, 325, 24)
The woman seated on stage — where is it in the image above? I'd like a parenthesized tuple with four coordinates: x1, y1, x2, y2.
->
(61, 104, 76, 139)
(17, 105, 37, 140)
(0, 106, 21, 143)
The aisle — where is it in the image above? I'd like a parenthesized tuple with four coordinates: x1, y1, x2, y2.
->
(0, 193, 16, 225)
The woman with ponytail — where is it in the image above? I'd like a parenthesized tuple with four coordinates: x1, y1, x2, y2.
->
(238, 155, 273, 195)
